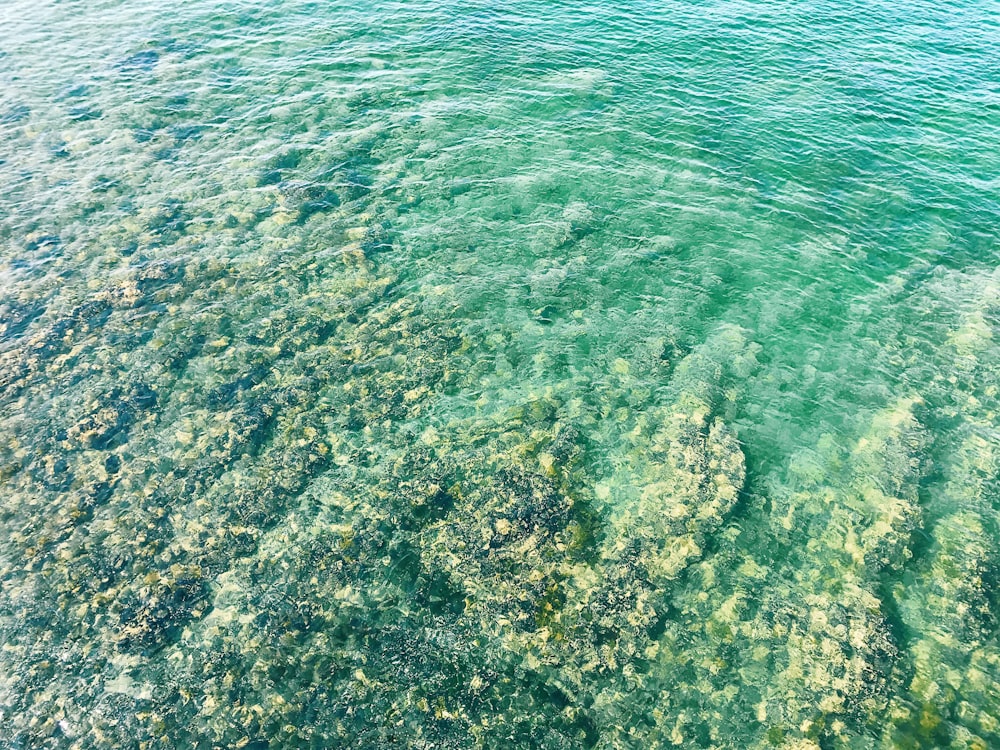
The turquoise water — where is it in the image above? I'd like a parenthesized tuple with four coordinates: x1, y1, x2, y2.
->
(1, 0, 1000, 747)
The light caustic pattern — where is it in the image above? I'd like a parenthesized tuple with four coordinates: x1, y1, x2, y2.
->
(1, 0, 999, 747)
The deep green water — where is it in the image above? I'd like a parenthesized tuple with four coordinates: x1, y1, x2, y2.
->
(1, 0, 1000, 747)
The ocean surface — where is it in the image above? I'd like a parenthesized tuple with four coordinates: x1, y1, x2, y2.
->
(1, 0, 999, 747)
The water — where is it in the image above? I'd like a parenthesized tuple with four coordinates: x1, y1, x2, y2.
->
(1, 0, 999, 747)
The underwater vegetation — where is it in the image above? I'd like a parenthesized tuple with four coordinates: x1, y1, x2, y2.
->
(2, 0, 1000, 748)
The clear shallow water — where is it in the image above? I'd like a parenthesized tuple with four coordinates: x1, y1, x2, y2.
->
(1, 0, 999, 747)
